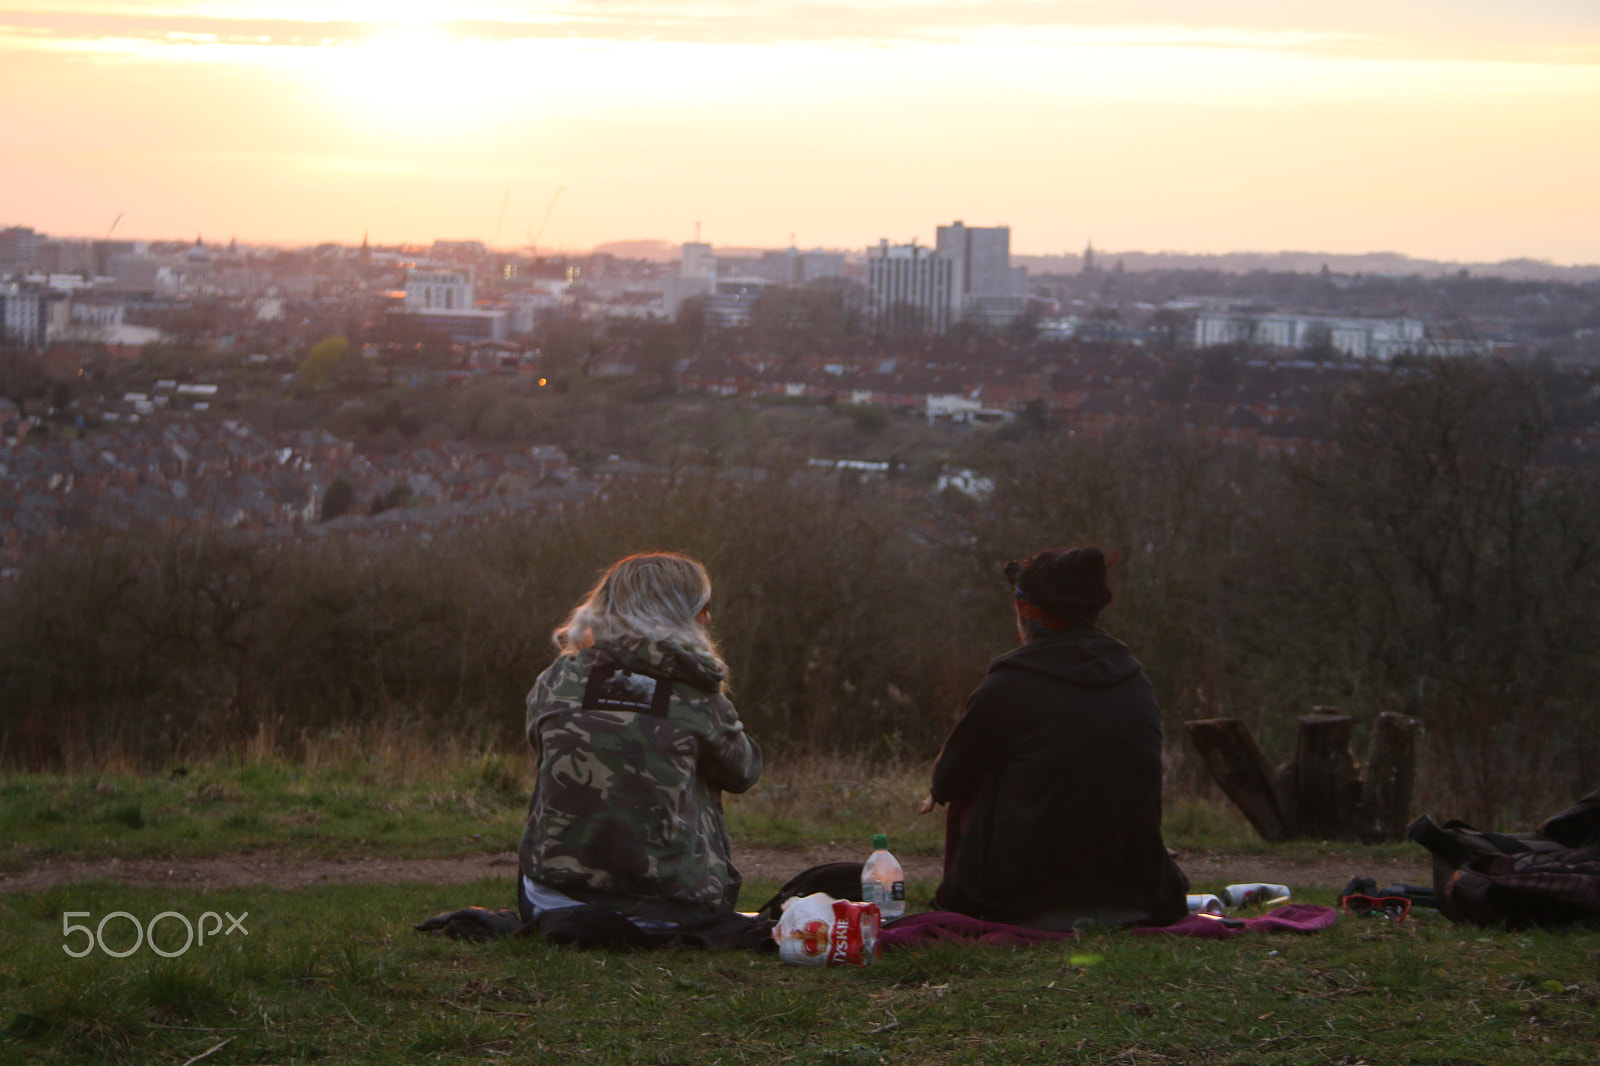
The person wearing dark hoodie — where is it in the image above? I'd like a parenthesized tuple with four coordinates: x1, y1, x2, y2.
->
(919, 546, 1189, 930)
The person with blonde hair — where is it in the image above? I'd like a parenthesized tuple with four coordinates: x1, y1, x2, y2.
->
(518, 552, 763, 927)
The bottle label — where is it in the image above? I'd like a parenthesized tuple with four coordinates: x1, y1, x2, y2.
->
(891, 881, 905, 902)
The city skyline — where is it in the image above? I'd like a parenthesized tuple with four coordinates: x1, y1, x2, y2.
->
(4, 1, 1599, 264)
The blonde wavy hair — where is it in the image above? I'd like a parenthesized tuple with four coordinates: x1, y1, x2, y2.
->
(553, 552, 726, 675)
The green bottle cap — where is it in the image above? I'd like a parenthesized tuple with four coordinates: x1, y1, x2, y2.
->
(873, 833, 888, 849)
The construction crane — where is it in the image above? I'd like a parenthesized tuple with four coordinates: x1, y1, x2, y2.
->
(526, 186, 565, 258)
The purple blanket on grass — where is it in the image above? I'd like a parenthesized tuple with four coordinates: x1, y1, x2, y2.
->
(879, 912, 1074, 948)
(880, 904, 1338, 949)
(1128, 903, 1339, 938)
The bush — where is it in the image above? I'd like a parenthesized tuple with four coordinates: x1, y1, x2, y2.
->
(0, 473, 991, 767)
(5, 359, 1598, 828)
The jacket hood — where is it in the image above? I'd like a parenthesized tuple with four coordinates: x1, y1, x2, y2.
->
(988, 627, 1143, 690)
(601, 637, 727, 693)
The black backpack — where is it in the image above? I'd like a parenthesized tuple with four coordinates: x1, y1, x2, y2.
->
(1408, 790, 1600, 928)
(752, 862, 866, 921)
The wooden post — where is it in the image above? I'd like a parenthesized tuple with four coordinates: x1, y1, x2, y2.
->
(1289, 710, 1362, 840)
(1184, 717, 1295, 842)
(1357, 711, 1422, 842)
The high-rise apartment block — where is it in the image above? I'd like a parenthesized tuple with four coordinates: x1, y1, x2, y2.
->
(935, 221, 1028, 330)
(0, 282, 66, 347)
(867, 223, 1027, 333)
(866, 241, 956, 333)
(0, 227, 42, 270)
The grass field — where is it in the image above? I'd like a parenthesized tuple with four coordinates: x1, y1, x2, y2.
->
(0, 752, 950, 868)
(4, 878, 1597, 1065)
(2, 752, 1595, 1064)
(0, 749, 1415, 869)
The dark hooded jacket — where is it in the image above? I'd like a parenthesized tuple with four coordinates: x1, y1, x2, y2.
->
(930, 627, 1189, 929)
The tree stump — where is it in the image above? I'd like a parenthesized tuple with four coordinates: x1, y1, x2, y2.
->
(1183, 718, 1295, 842)
(1357, 711, 1422, 842)
(1187, 709, 1420, 842)
(1288, 710, 1363, 840)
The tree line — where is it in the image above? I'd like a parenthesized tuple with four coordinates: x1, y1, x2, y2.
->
(3, 357, 1597, 828)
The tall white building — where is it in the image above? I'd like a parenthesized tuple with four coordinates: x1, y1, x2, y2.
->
(664, 241, 718, 319)
(679, 242, 716, 281)
(405, 268, 474, 311)
(399, 267, 507, 341)
(867, 240, 956, 333)
(935, 221, 1028, 329)
(1, 282, 52, 346)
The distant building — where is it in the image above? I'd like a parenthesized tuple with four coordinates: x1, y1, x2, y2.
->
(0, 281, 64, 347)
(405, 268, 474, 311)
(1195, 311, 1427, 361)
(867, 240, 956, 333)
(504, 287, 564, 333)
(0, 227, 42, 269)
(703, 278, 772, 328)
(747, 247, 848, 286)
(925, 392, 1014, 423)
(393, 307, 508, 343)
(936, 221, 1028, 329)
(68, 294, 126, 328)
(935, 465, 997, 499)
(429, 240, 487, 261)
(90, 239, 140, 276)
(664, 242, 718, 320)
(1037, 316, 1082, 342)
(680, 242, 716, 281)
(106, 252, 164, 293)
(400, 267, 505, 341)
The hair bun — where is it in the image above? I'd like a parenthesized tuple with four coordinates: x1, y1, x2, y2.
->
(1017, 546, 1113, 623)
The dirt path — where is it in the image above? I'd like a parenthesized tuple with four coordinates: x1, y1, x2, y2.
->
(0, 846, 1429, 896)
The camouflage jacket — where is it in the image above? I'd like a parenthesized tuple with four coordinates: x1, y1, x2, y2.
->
(518, 638, 763, 921)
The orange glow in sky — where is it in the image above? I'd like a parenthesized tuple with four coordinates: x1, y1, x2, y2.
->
(3, 1, 1599, 262)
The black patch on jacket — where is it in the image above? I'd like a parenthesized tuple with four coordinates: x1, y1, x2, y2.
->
(583, 662, 674, 716)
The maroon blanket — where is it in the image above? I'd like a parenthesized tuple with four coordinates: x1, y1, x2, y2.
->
(880, 911, 1074, 949)
(880, 904, 1338, 949)
(1127, 903, 1339, 938)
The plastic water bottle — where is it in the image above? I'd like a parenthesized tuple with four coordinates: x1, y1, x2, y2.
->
(1186, 893, 1224, 915)
(862, 833, 905, 920)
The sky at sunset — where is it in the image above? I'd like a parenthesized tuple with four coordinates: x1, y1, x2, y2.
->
(3, 1, 1599, 262)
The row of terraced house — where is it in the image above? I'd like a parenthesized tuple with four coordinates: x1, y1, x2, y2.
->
(676, 353, 1353, 451)
(0, 420, 574, 572)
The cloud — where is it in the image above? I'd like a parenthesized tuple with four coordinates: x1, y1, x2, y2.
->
(1, 1, 1597, 61)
